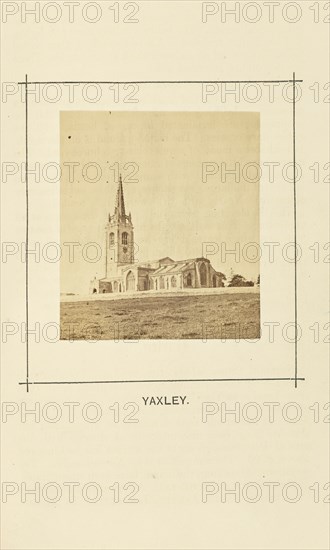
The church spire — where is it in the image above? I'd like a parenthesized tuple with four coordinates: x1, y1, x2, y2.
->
(115, 174, 126, 220)
(105, 174, 134, 275)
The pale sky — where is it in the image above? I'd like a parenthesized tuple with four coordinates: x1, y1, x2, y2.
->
(60, 111, 259, 294)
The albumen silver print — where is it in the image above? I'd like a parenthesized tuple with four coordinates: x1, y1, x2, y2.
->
(60, 111, 260, 340)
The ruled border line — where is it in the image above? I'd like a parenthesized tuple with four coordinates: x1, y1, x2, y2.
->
(19, 75, 301, 390)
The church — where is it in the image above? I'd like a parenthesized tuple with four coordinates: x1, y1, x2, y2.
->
(91, 178, 225, 294)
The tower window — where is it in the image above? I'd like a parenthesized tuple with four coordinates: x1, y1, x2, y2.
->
(122, 232, 128, 245)
(109, 233, 115, 246)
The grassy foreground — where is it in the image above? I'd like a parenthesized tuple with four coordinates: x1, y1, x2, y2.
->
(60, 293, 260, 340)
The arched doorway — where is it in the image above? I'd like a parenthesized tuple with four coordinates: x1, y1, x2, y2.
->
(200, 263, 207, 286)
(171, 276, 177, 288)
(212, 275, 217, 288)
(187, 273, 192, 287)
(160, 276, 165, 289)
(126, 271, 135, 291)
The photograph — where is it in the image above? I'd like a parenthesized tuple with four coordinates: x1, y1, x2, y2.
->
(60, 111, 260, 340)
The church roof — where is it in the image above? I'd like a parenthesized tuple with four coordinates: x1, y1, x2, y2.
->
(158, 257, 175, 264)
(152, 260, 197, 275)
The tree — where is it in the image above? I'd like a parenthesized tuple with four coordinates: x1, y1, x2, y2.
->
(228, 274, 254, 287)
(218, 272, 226, 287)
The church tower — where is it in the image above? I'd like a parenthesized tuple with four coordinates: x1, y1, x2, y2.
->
(105, 176, 134, 277)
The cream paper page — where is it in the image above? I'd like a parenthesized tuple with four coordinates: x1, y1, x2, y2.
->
(1, 2, 329, 549)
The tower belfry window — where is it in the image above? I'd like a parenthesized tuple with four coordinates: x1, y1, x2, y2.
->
(109, 233, 115, 246)
(122, 232, 128, 245)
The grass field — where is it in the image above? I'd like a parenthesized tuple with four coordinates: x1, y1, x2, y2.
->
(60, 292, 260, 340)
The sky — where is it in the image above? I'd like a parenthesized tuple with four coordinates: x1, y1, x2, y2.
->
(60, 111, 260, 294)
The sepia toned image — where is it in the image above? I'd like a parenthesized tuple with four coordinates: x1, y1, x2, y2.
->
(60, 111, 260, 340)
